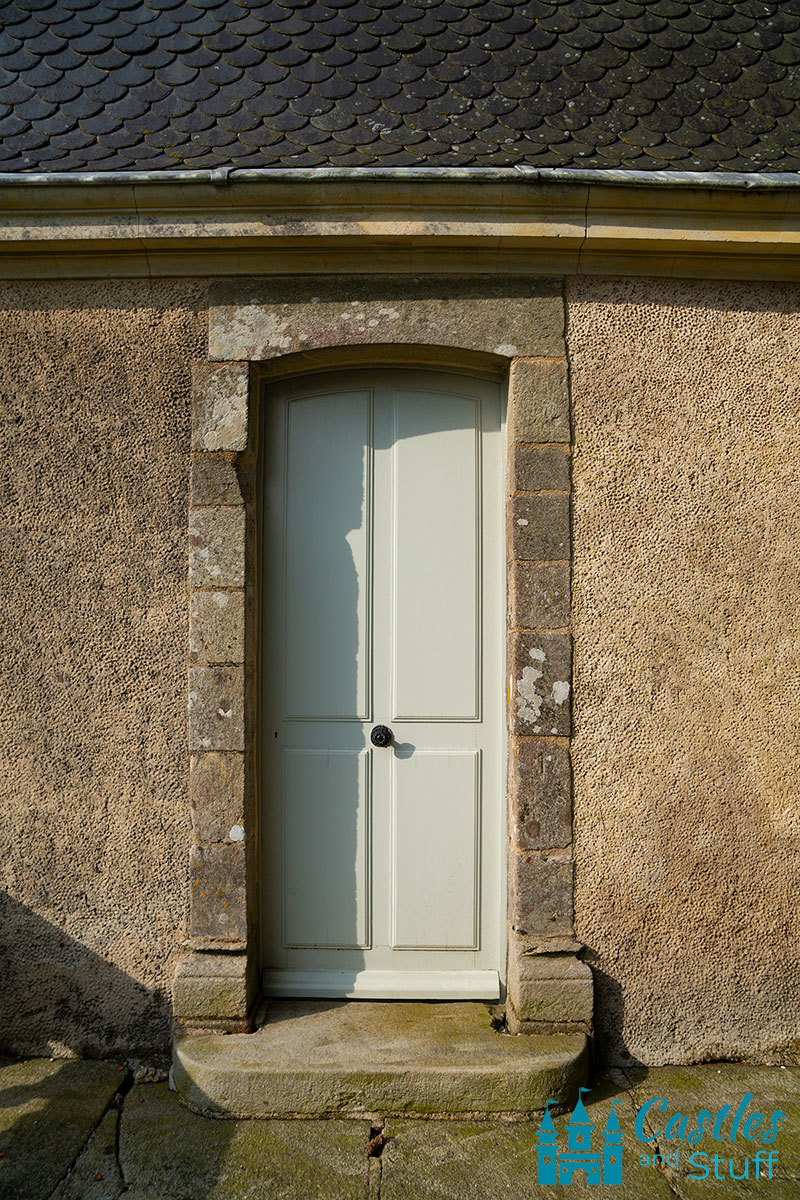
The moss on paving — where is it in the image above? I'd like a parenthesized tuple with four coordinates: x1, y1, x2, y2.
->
(2, 1059, 798, 1199)
(51, 1108, 123, 1200)
(0, 1058, 123, 1200)
(120, 1083, 371, 1200)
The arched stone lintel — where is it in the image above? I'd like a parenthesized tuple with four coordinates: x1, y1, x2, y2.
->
(256, 342, 508, 381)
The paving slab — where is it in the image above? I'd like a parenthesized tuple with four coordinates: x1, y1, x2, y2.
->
(668, 1178, 800, 1200)
(0, 1057, 124, 1200)
(626, 1064, 800, 1198)
(119, 1082, 372, 1200)
(381, 1077, 676, 1200)
(173, 1000, 587, 1117)
(51, 1107, 123, 1200)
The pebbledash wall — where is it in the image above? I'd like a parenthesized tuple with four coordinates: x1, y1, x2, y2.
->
(0, 279, 204, 1057)
(1, 272, 798, 1065)
(569, 275, 800, 1066)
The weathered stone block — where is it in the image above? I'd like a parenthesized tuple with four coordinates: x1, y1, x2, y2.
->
(208, 276, 564, 361)
(189, 590, 245, 665)
(509, 850, 574, 936)
(190, 454, 244, 507)
(510, 494, 570, 561)
(190, 752, 245, 843)
(189, 844, 247, 940)
(513, 934, 585, 955)
(191, 362, 249, 452)
(508, 358, 569, 443)
(173, 952, 250, 1021)
(510, 631, 571, 736)
(511, 739, 572, 850)
(511, 444, 570, 493)
(188, 666, 244, 752)
(507, 952, 593, 1028)
(189, 508, 245, 588)
(509, 562, 570, 629)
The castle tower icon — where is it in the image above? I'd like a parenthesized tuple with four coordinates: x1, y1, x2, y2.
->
(536, 1091, 625, 1186)
(603, 1097, 624, 1185)
(536, 1099, 559, 1185)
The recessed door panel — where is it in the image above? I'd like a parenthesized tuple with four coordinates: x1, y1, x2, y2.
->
(283, 391, 371, 720)
(282, 749, 370, 950)
(262, 368, 504, 998)
(392, 389, 480, 721)
(391, 750, 480, 950)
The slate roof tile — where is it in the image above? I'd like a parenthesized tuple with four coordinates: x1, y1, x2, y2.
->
(0, 79, 39, 106)
(2, 1, 800, 173)
(14, 94, 55, 120)
(115, 30, 158, 55)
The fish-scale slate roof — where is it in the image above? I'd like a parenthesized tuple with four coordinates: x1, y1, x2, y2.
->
(2, 0, 800, 174)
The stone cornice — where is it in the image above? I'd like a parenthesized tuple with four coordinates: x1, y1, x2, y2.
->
(1, 177, 800, 280)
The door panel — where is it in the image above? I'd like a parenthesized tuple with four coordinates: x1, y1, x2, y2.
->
(392, 388, 480, 721)
(262, 368, 504, 999)
(283, 390, 371, 720)
(281, 749, 370, 950)
(391, 750, 480, 951)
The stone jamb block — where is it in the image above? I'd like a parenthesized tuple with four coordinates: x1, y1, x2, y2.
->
(190, 453, 244, 507)
(189, 507, 245, 588)
(190, 752, 245, 843)
(188, 665, 245, 752)
(173, 951, 251, 1023)
(506, 951, 593, 1032)
(510, 738, 572, 851)
(189, 843, 247, 941)
(508, 357, 570, 444)
(511, 443, 570, 493)
(509, 561, 571, 629)
(189, 589, 245, 665)
(510, 631, 572, 737)
(513, 934, 585, 955)
(509, 849, 574, 937)
(510, 493, 570, 561)
(191, 362, 249, 451)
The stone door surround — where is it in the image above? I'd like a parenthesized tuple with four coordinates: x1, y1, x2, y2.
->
(173, 275, 592, 1038)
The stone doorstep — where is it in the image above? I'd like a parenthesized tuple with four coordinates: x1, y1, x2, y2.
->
(172, 1000, 587, 1118)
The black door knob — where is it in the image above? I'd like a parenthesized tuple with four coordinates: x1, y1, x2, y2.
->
(370, 724, 393, 748)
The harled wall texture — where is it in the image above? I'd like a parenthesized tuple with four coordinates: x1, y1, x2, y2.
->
(0, 279, 205, 1057)
(568, 276, 800, 1066)
(2, 270, 798, 1068)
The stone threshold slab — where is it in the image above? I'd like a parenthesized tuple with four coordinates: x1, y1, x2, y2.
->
(172, 1000, 587, 1118)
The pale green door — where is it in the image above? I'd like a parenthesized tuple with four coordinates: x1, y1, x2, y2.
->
(261, 368, 504, 999)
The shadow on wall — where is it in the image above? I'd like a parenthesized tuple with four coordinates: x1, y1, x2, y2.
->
(584, 959, 646, 1071)
(0, 892, 170, 1059)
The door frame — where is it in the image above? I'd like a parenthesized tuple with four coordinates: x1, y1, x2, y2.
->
(174, 275, 592, 1041)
